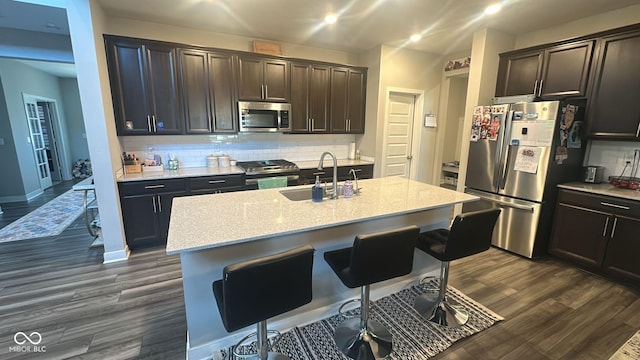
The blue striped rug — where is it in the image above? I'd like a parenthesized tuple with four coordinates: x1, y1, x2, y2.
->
(218, 280, 503, 359)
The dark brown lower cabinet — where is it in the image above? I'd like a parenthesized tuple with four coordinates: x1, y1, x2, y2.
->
(119, 179, 187, 250)
(118, 175, 245, 250)
(602, 216, 640, 283)
(550, 189, 640, 285)
(298, 164, 374, 185)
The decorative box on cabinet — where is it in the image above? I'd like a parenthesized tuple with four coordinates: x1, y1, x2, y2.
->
(105, 36, 182, 135)
(550, 189, 640, 285)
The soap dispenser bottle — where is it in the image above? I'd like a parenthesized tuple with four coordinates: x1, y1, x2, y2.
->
(312, 175, 323, 202)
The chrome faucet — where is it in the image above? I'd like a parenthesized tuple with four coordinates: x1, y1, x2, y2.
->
(349, 168, 361, 195)
(318, 151, 338, 199)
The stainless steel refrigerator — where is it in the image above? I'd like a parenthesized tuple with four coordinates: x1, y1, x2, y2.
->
(463, 100, 586, 258)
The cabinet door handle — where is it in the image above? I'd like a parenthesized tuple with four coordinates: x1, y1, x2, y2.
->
(261, 85, 265, 99)
(311, 118, 314, 131)
(348, 119, 351, 132)
(208, 179, 226, 184)
(264, 85, 268, 99)
(152, 196, 157, 213)
(538, 80, 543, 97)
(636, 121, 640, 137)
(533, 80, 538, 96)
(307, 118, 311, 132)
(157, 195, 162, 213)
(600, 202, 630, 210)
(144, 184, 165, 189)
(152, 115, 157, 132)
(610, 217, 618, 238)
(147, 115, 152, 132)
(602, 217, 609, 237)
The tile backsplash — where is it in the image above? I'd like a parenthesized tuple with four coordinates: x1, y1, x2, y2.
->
(586, 140, 640, 179)
(119, 133, 357, 168)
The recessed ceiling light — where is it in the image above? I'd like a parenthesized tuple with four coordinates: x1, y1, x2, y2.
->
(410, 34, 422, 42)
(484, 3, 502, 15)
(324, 14, 337, 24)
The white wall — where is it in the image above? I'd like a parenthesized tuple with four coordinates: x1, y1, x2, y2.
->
(120, 133, 355, 168)
(104, 17, 358, 65)
(59, 78, 89, 165)
(0, 58, 71, 200)
(369, 45, 442, 183)
(586, 141, 640, 180)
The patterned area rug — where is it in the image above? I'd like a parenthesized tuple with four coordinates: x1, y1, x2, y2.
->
(610, 330, 640, 360)
(0, 189, 93, 243)
(217, 279, 503, 359)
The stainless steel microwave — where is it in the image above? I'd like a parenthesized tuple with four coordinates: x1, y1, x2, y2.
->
(238, 101, 291, 132)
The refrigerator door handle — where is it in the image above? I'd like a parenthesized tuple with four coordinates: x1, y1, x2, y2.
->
(498, 144, 512, 189)
(466, 189, 535, 212)
(494, 110, 513, 189)
(490, 198, 534, 212)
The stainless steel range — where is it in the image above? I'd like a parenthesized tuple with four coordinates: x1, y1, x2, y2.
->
(236, 159, 300, 189)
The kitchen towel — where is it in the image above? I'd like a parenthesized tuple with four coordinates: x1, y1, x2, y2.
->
(257, 177, 288, 189)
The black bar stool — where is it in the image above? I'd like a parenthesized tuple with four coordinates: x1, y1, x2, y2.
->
(212, 244, 315, 360)
(414, 209, 500, 327)
(324, 225, 420, 360)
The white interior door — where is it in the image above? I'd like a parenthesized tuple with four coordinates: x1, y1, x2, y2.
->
(382, 93, 416, 178)
(23, 96, 52, 189)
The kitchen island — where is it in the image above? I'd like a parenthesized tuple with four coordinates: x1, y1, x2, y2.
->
(167, 177, 478, 360)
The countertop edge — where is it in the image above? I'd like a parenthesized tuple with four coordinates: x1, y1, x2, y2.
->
(558, 182, 640, 202)
(165, 198, 478, 255)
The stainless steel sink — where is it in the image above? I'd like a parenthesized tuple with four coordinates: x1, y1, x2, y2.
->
(279, 186, 343, 201)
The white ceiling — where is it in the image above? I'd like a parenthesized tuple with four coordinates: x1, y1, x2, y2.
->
(95, 0, 640, 54)
(1, 0, 639, 77)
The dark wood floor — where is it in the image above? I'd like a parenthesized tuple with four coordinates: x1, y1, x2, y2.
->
(1, 191, 638, 359)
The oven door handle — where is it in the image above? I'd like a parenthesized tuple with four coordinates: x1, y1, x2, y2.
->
(246, 175, 300, 185)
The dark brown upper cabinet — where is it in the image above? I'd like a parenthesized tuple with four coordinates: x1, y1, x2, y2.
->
(105, 36, 182, 135)
(495, 40, 594, 99)
(179, 49, 237, 134)
(237, 56, 289, 102)
(290, 62, 330, 133)
(586, 30, 640, 139)
(330, 67, 366, 133)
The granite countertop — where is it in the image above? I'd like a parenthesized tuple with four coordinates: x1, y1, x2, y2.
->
(117, 166, 245, 182)
(558, 182, 640, 202)
(166, 177, 477, 254)
(117, 159, 374, 182)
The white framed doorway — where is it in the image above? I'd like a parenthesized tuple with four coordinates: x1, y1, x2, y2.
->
(380, 87, 424, 180)
(22, 93, 71, 190)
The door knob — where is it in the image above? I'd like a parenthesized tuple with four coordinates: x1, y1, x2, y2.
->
(407, 155, 413, 160)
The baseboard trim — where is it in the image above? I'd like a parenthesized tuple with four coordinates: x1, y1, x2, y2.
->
(102, 245, 130, 263)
